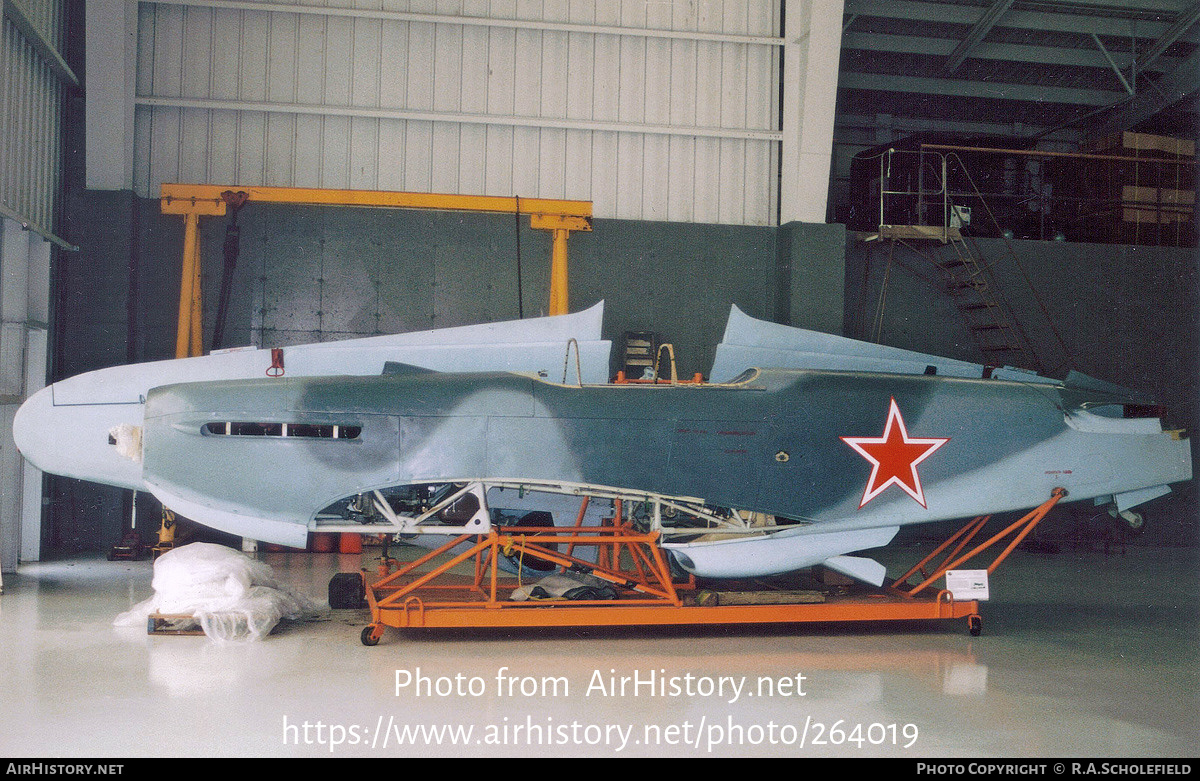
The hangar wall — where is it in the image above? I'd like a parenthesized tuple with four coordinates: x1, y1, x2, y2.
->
(0, 0, 74, 571)
(95, 0, 789, 224)
(0, 220, 52, 572)
(90, 0, 848, 226)
(2, 0, 68, 236)
(845, 236, 1199, 544)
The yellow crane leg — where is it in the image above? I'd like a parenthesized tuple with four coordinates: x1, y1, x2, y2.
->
(163, 194, 227, 358)
(530, 214, 592, 317)
(549, 227, 569, 316)
(174, 213, 199, 359)
(189, 216, 203, 357)
(171, 211, 211, 358)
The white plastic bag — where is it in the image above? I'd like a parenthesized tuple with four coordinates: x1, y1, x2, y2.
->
(114, 542, 324, 641)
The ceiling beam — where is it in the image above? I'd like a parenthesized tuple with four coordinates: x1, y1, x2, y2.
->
(1091, 33, 1135, 94)
(145, 0, 786, 47)
(1096, 48, 1200, 133)
(844, 0, 1200, 41)
(136, 95, 784, 141)
(834, 111, 1081, 142)
(839, 71, 1127, 106)
(945, 0, 1015, 73)
(842, 31, 1184, 71)
(1136, 1, 1200, 70)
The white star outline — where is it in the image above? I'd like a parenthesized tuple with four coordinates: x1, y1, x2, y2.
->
(840, 397, 950, 509)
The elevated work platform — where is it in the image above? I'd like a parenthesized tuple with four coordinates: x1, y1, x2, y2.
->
(869, 224, 963, 243)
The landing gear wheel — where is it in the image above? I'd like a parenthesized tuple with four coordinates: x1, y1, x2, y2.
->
(361, 625, 381, 646)
(968, 615, 983, 637)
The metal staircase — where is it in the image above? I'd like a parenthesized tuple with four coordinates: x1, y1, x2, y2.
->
(936, 230, 1040, 372)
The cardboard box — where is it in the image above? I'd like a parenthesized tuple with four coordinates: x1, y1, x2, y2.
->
(1087, 131, 1195, 158)
(1120, 186, 1194, 224)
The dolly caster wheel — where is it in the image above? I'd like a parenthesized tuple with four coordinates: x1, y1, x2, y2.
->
(361, 625, 381, 646)
(968, 615, 983, 637)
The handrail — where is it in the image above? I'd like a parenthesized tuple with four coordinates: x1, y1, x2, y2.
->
(653, 343, 679, 384)
(562, 338, 583, 386)
(920, 142, 1199, 167)
(878, 148, 951, 240)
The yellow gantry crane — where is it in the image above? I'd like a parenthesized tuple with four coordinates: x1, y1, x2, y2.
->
(161, 184, 593, 358)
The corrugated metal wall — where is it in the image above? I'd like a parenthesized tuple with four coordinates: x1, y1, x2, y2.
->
(1, 0, 67, 238)
(1, 0, 70, 570)
(132, 0, 782, 225)
(0, 0, 69, 568)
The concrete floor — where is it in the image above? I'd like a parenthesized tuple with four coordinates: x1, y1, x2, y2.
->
(1, 540, 1197, 758)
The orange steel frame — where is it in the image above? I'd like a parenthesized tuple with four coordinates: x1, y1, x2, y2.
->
(890, 488, 1066, 597)
(357, 488, 1069, 644)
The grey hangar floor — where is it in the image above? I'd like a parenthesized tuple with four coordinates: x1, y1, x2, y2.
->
(1, 536, 1196, 759)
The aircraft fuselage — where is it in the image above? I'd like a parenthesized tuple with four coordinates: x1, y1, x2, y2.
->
(137, 366, 1191, 557)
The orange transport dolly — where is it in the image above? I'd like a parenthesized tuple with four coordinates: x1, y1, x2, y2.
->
(352, 489, 1066, 645)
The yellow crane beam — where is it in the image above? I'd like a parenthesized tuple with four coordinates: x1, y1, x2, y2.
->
(161, 184, 594, 357)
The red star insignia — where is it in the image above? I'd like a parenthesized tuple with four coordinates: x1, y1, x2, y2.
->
(841, 397, 950, 509)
